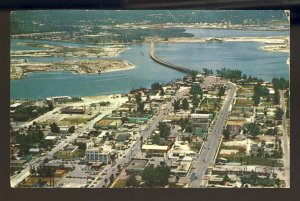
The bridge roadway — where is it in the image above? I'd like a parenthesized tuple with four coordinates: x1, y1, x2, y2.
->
(150, 42, 193, 74)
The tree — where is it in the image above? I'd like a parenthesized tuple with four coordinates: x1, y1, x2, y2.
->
(142, 164, 171, 187)
(274, 89, 280, 105)
(137, 101, 145, 113)
(240, 156, 244, 165)
(245, 123, 260, 139)
(47, 101, 54, 111)
(221, 174, 231, 185)
(160, 88, 165, 96)
(158, 122, 171, 138)
(152, 134, 161, 145)
(252, 93, 260, 106)
(121, 116, 129, 124)
(218, 86, 226, 99)
(172, 99, 181, 111)
(190, 84, 203, 98)
(109, 174, 115, 184)
(176, 175, 180, 183)
(181, 98, 189, 110)
(192, 95, 200, 108)
(126, 174, 139, 187)
(135, 92, 142, 103)
(151, 82, 162, 91)
(190, 70, 198, 82)
(223, 127, 230, 139)
(142, 165, 157, 187)
(275, 107, 284, 120)
(68, 126, 75, 133)
(50, 122, 60, 133)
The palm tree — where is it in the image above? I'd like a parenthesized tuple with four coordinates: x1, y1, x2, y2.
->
(176, 175, 180, 183)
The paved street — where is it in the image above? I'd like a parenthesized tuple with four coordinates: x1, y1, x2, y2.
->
(188, 82, 236, 188)
(92, 87, 190, 188)
(279, 89, 290, 187)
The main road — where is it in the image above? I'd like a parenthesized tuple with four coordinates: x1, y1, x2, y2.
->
(279, 89, 290, 188)
(93, 87, 190, 188)
(189, 82, 236, 188)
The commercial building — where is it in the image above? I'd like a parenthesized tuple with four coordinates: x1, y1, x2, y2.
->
(94, 119, 122, 130)
(44, 136, 59, 144)
(170, 161, 192, 176)
(85, 145, 115, 164)
(125, 159, 149, 175)
(190, 113, 213, 129)
(60, 106, 86, 114)
(168, 140, 196, 161)
(142, 144, 169, 158)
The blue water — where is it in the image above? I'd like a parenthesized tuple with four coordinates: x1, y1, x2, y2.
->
(155, 42, 289, 81)
(10, 29, 289, 100)
(10, 44, 184, 100)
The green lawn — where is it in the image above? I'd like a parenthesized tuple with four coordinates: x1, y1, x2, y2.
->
(235, 98, 254, 107)
(111, 179, 126, 188)
(217, 153, 283, 167)
(54, 149, 85, 160)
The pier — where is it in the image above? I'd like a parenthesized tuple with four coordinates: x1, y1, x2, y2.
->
(150, 42, 193, 74)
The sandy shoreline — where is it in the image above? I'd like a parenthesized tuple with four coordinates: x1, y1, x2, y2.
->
(166, 36, 289, 53)
(10, 59, 135, 80)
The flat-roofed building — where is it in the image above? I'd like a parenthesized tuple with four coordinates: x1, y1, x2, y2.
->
(44, 136, 59, 144)
(61, 106, 85, 114)
(190, 113, 212, 129)
(125, 159, 149, 175)
(94, 119, 122, 130)
(170, 161, 192, 176)
(10, 103, 22, 110)
(168, 140, 196, 161)
(142, 144, 169, 158)
(85, 145, 115, 164)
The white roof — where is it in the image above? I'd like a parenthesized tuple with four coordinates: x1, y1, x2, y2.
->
(190, 113, 211, 118)
(29, 148, 40, 152)
(45, 136, 58, 140)
(142, 144, 168, 151)
(10, 103, 22, 108)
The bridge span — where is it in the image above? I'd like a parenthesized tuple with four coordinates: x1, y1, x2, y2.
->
(150, 42, 193, 74)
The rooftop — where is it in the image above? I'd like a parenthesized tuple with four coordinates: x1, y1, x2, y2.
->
(142, 144, 169, 151)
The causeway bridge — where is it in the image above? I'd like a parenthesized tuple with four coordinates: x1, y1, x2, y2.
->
(150, 42, 193, 74)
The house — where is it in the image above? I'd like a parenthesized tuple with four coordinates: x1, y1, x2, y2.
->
(10, 160, 26, 171)
(29, 148, 41, 155)
(61, 145, 79, 155)
(226, 119, 246, 134)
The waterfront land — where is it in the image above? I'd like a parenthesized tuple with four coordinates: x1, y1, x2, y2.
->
(10, 69, 290, 188)
(10, 10, 290, 189)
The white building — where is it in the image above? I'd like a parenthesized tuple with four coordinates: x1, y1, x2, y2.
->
(85, 145, 115, 164)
